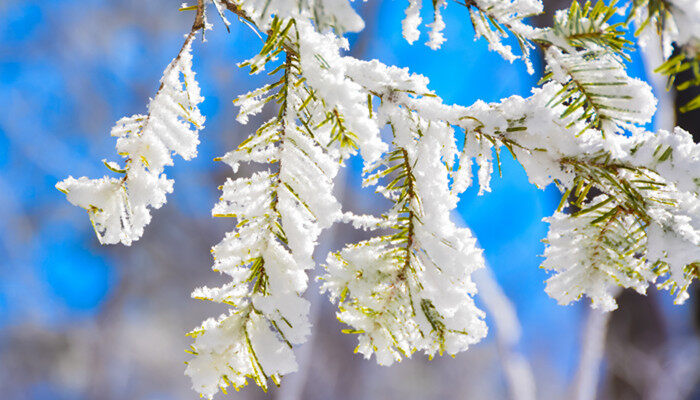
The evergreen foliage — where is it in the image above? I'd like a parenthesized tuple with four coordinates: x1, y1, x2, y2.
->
(57, 0, 699, 397)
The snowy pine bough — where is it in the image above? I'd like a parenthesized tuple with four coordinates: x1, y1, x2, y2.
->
(57, 0, 699, 397)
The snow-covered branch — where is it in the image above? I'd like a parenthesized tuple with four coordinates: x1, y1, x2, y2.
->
(56, 2, 207, 245)
(56, 0, 700, 398)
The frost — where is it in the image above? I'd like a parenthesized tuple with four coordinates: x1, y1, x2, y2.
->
(542, 201, 651, 312)
(426, 0, 447, 50)
(296, 19, 387, 163)
(321, 60, 489, 365)
(56, 2, 700, 398)
(543, 48, 657, 133)
(236, 0, 364, 33)
(402, 0, 422, 44)
(669, 0, 700, 50)
(57, 35, 204, 245)
(187, 20, 346, 395)
(418, 82, 700, 311)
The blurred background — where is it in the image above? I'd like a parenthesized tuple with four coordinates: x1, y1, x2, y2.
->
(1, 0, 699, 399)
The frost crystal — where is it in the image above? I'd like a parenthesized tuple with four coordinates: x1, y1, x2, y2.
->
(56, 1, 700, 398)
(57, 35, 204, 245)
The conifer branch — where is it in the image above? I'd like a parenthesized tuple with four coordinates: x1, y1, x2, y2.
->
(186, 15, 352, 396)
(450, 84, 699, 311)
(54, 2, 700, 399)
(56, 1, 207, 245)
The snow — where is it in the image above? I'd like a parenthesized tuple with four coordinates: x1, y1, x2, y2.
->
(56, 1, 700, 398)
(57, 36, 204, 245)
